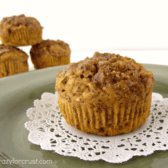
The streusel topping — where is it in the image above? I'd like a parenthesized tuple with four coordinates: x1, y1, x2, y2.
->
(56, 52, 154, 102)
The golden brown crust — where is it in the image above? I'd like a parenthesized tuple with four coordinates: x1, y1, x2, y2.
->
(0, 44, 28, 78)
(0, 14, 43, 46)
(30, 39, 71, 69)
(55, 52, 154, 136)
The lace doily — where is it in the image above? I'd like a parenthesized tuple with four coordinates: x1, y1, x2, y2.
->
(24, 92, 168, 163)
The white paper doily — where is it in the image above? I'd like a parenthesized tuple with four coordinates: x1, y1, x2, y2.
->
(24, 92, 168, 163)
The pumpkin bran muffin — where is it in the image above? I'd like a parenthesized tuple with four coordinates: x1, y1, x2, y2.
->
(0, 44, 28, 78)
(55, 52, 154, 136)
(0, 14, 43, 46)
(30, 39, 71, 69)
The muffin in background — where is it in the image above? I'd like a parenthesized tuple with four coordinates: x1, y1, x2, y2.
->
(30, 39, 71, 69)
(55, 52, 154, 136)
(0, 44, 28, 78)
(0, 14, 43, 46)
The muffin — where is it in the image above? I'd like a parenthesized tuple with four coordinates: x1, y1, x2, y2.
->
(0, 14, 43, 46)
(55, 52, 154, 136)
(0, 44, 28, 78)
(30, 39, 71, 69)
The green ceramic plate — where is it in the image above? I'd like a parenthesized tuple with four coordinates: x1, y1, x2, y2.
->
(0, 64, 168, 168)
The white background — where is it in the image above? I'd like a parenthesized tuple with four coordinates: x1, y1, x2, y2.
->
(0, 0, 168, 67)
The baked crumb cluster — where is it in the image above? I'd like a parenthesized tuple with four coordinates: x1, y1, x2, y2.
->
(56, 52, 154, 102)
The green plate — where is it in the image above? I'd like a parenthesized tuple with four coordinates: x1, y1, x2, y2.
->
(0, 64, 168, 168)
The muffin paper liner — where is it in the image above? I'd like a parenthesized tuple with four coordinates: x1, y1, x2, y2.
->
(32, 55, 70, 69)
(25, 92, 168, 163)
(1, 27, 42, 46)
(0, 60, 28, 78)
(58, 92, 152, 136)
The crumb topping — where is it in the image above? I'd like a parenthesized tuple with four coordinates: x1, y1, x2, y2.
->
(0, 44, 28, 61)
(0, 14, 43, 35)
(0, 44, 25, 55)
(55, 52, 154, 102)
(30, 39, 71, 58)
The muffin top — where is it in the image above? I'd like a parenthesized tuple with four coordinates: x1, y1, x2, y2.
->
(30, 39, 71, 58)
(0, 14, 43, 35)
(0, 44, 28, 62)
(55, 52, 154, 102)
